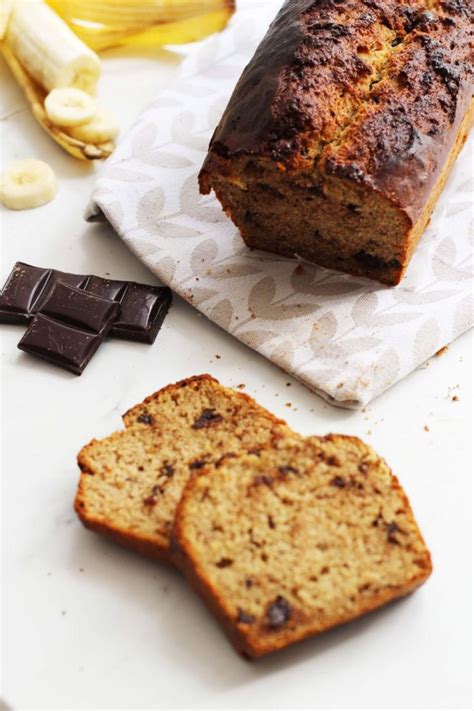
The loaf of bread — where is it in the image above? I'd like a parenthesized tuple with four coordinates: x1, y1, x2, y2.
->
(199, 0, 473, 285)
(75, 375, 288, 563)
(174, 434, 432, 657)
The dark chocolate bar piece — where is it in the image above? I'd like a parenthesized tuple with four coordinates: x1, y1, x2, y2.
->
(0, 263, 172, 344)
(111, 283, 172, 344)
(36, 269, 89, 312)
(82, 276, 128, 302)
(18, 281, 120, 375)
(0, 263, 50, 324)
(0, 262, 88, 324)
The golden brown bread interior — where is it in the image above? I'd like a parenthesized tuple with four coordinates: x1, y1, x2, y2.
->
(75, 375, 289, 563)
(174, 434, 432, 657)
(200, 0, 473, 285)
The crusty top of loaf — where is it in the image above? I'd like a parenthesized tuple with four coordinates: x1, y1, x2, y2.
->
(203, 0, 472, 221)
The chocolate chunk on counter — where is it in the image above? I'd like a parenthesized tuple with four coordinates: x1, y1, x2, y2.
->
(0, 263, 49, 323)
(18, 281, 120, 375)
(41, 280, 120, 334)
(81, 276, 172, 343)
(36, 269, 90, 312)
(0, 262, 172, 344)
(110, 283, 172, 344)
(0, 262, 88, 324)
(81, 275, 128, 302)
(18, 315, 104, 376)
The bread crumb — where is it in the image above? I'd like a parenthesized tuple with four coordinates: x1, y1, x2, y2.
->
(447, 385, 460, 399)
(435, 345, 449, 357)
(424, 425, 430, 432)
(285, 403, 292, 408)
(286, 382, 291, 387)
(236, 384, 246, 389)
(215, 354, 221, 359)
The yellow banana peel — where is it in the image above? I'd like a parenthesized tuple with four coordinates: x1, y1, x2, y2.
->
(46, 0, 235, 51)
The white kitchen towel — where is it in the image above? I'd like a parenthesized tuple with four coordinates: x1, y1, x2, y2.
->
(87, 0, 473, 409)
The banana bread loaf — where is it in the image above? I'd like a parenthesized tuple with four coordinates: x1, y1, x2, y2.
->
(75, 375, 289, 563)
(199, 0, 473, 285)
(174, 434, 432, 657)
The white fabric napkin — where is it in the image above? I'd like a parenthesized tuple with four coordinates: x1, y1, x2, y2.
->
(87, 0, 473, 408)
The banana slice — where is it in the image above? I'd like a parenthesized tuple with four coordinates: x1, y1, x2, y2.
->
(0, 0, 13, 40)
(67, 108, 119, 144)
(0, 159, 58, 210)
(44, 87, 97, 127)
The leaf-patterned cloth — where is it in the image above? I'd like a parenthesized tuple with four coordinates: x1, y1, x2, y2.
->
(87, 0, 473, 409)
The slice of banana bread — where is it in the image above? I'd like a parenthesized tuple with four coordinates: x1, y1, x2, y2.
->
(174, 434, 432, 657)
(75, 375, 289, 563)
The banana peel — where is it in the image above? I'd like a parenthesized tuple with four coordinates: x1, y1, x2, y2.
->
(1, 43, 113, 160)
(46, 0, 236, 51)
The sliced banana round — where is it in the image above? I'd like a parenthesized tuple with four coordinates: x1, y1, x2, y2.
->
(0, 159, 57, 211)
(67, 108, 119, 144)
(44, 87, 97, 127)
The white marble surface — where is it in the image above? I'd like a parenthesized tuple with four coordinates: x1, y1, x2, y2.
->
(0, 25, 472, 711)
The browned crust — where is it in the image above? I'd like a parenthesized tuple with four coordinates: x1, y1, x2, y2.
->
(75, 374, 288, 564)
(199, 0, 473, 284)
(123, 373, 287, 429)
(203, 99, 473, 285)
(74, 497, 173, 564)
(75, 446, 174, 563)
(201, 0, 472, 218)
(122, 373, 219, 425)
(173, 435, 432, 658)
(401, 96, 474, 267)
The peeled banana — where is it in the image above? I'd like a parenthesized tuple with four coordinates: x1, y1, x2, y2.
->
(1, 44, 113, 160)
(2, 0, 235, 161)
(5, 0, 101, 94)
(0, 0, 13, 39)
(0, 159, 57, 210)
(1, 0, 112, 160)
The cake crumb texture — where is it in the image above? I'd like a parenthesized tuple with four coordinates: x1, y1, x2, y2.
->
(175, 434, 432, 657)
(75, 375, 289, 562)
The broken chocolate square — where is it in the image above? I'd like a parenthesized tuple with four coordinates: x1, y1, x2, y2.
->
(110, 282, 172, 344)
(17, 281, 120, 375)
